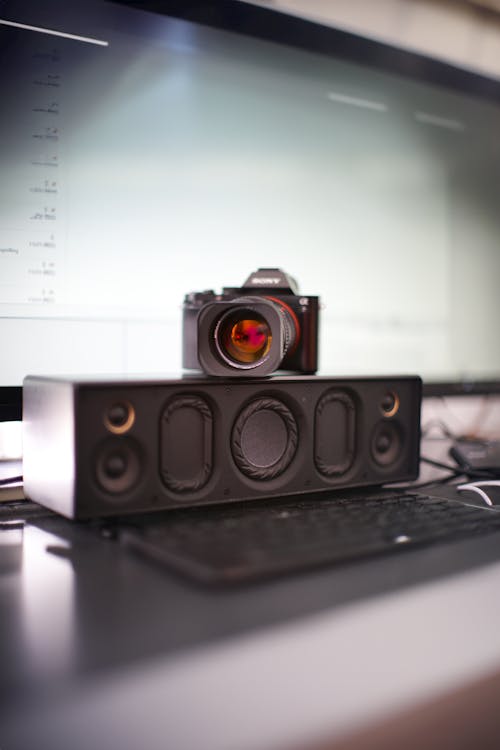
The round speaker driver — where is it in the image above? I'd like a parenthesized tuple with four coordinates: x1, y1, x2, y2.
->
(231, 397, 298, 480)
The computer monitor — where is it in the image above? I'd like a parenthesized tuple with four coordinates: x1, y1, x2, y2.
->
(2, 0, 500, 421)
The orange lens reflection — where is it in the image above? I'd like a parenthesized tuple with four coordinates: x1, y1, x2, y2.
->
(222, 317, 272, 364)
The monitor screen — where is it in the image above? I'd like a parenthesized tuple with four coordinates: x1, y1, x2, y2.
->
(1, 0, 500, 419)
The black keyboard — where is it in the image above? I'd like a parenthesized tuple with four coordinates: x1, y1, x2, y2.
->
(117, 490, 500, 584)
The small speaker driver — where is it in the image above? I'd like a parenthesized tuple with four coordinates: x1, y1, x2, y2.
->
(95, 437, 142, 494)
(370, 422, 403, 467)
(103, 401, 135, 434)
(380, 391, 400, 418)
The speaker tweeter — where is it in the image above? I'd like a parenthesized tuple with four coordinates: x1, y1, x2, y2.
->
(380, 391, 399, 418)
(104, 401, 135, 434)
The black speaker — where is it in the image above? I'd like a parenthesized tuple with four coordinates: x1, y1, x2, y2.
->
(23, 374, 421, 519)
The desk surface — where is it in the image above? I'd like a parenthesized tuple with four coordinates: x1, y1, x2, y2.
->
(2, 490, 500, 750)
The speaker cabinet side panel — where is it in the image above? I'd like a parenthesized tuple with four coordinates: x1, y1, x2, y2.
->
(23, 377, 77, 518)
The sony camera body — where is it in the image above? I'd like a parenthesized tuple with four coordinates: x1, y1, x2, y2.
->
(182, 268, 319, 377)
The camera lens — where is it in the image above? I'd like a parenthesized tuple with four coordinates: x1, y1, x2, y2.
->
(198, 295, 302, 376)
(217, 311, 272, 366)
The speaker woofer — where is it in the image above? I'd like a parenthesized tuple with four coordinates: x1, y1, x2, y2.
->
(232, 397, 298, 480)
(95, 437, 142, 494)
(371, 422, 403, 466)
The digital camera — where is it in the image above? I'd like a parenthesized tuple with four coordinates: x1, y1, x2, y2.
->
(182, 268, 319, 377)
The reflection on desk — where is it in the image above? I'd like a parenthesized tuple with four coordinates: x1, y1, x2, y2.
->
(2, 511, 500, 750)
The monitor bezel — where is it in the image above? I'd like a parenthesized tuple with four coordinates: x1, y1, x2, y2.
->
(115, 0, 500, 104)
(0, 388, 22, 422)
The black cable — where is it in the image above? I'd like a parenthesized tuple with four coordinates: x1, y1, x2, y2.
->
(421, 455, 461, 472)
(0, 475, 23, 486)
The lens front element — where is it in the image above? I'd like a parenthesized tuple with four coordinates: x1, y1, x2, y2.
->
(199, 297, 285, 376)
(218, 312, 272, 365)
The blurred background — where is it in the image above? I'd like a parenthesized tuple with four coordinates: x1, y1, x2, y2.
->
(1, 0, 500, 462)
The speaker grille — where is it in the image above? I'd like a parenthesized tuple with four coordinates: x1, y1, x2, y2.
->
(231, 397, 298, 480)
